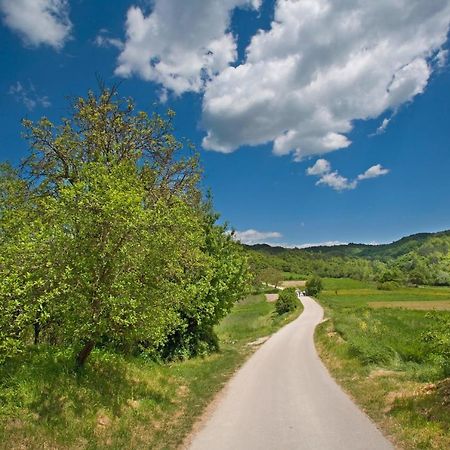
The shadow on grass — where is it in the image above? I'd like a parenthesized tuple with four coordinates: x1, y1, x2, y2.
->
(0, 346, 171, 426)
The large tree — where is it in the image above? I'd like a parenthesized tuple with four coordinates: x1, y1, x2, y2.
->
(0, 88, 249, 367)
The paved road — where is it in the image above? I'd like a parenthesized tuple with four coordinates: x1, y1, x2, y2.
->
(187, 295, 394, 450)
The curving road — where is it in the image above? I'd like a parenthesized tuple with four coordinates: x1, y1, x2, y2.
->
(187, 295, 394, 450)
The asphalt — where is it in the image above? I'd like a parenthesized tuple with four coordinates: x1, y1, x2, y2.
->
(187, 295, 394, 450)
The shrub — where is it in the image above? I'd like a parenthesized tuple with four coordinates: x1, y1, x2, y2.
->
(377, 281, 399, 290)
(275, 287, 298, 315)
(305, 275, 323, 296)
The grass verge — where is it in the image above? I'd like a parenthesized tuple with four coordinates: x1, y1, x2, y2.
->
(315, 279, 450, 449)
(0, 294, 301, 449)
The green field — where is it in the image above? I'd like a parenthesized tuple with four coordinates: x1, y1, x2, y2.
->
(316, 279, 450, 449)
(0, 294, 301, 450)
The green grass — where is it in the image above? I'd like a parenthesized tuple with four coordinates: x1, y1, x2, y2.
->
(0, 294, 301, 450)
(315, 278, 450, 449)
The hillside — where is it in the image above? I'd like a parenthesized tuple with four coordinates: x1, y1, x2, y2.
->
(249, 229, 450, 260)
(246, 229, 450, 286)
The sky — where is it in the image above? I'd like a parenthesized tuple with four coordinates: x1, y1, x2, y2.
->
(1, 0, 450, 247)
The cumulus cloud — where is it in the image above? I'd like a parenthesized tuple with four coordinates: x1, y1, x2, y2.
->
(8, 82, 51, 111)
(233, 229, 282, 245)
(115, 0, 260, 95)
(306, 158, 331, 176)
(202, 0, 450, 159)
(357, 164, 390, 181)
(0, 0, 71, 49)
(307, 159, 389, 191)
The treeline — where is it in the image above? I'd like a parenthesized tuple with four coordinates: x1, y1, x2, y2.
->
(0, 88, 249, 367)
(248, 233, 450, 287)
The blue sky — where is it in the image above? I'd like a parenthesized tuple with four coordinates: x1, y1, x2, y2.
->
(1, 0, 450, 247)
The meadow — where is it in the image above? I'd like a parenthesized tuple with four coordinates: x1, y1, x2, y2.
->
(315, 278, 450, 449)
(0, 293, 301, 449)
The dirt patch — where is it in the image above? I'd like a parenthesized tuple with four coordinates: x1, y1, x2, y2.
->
(247, 336, 270, 347)
(265, 293, 279, 302)
(368, 300, 450, 311)
(280, 280, 306, 288)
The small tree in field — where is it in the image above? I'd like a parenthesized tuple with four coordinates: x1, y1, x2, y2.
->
(305, 275, 323, 296)
(275, 287, 298, 315)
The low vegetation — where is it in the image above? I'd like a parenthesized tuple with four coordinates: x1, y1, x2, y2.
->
(0, 293, 300, 449)
(315, 278, 450, 449)
(275, 287, 300, 315)
(305, 275, 323, 296)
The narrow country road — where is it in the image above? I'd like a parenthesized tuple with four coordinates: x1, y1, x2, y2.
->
(187, 295, 394, 450)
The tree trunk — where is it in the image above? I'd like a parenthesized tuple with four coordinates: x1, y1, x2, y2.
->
(76, 340, 95, 368)
(34, 321, 40, 345)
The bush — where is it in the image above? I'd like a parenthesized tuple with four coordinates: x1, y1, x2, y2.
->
(377, 281, 399, 290)
(275, 288, 298, 315)
(305, 275, 323, 296)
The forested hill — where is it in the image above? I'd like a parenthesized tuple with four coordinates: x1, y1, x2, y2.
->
(246, 229, 450, 286)
(249, 229, 450, 260)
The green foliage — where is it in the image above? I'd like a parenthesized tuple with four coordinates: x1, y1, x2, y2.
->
(305, 275, 323, 296)
(421, 313, 450, 376)
(275, 287, 298, 315)
(246, 229, 450, 288)
(376, 281, 399, 290)
(0, 87, 249, 366)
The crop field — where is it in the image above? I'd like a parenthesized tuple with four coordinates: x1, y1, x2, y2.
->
(316, 279, 450, 450)
(368, 300, 450, 311)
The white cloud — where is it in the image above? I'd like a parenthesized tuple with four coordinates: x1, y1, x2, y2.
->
(233, 229, 282, 245)
(202, 0, 450, 159)
(316, 171, 357, 191)
(94, 30, 124, 50)
(8, 82, 51, 111)
(374, 117, 391, 135)
(0, 0, 71, 49)
(306, 159, 389, 191)
(357, 164, 390, 181)
(306, 158, 331, 176)
(115, 0, 260, 95)
(297, 241, 348, 249)
(435, 48, 448, 68)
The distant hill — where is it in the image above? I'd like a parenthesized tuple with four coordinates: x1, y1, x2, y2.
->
(247, 229, 450, 261)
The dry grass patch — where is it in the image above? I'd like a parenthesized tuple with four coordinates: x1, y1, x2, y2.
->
(280, 280, 306, 288)
(369, 300, 450, 311)
(265, 293, 279, 302)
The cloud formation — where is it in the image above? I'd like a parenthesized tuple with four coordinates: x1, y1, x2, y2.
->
(202, 0, 450, 158)
(94, 29, 124, 50)
(233, 229, 282, 245)
(307, 159, 389, 191)
(8, 82, 51, 111)
(357, 164, 390, 181)
(0, 0, 71, 49)
(115, 0, 260, 95)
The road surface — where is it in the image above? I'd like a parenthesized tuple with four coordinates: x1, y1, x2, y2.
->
(187, 295, 394, 450)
